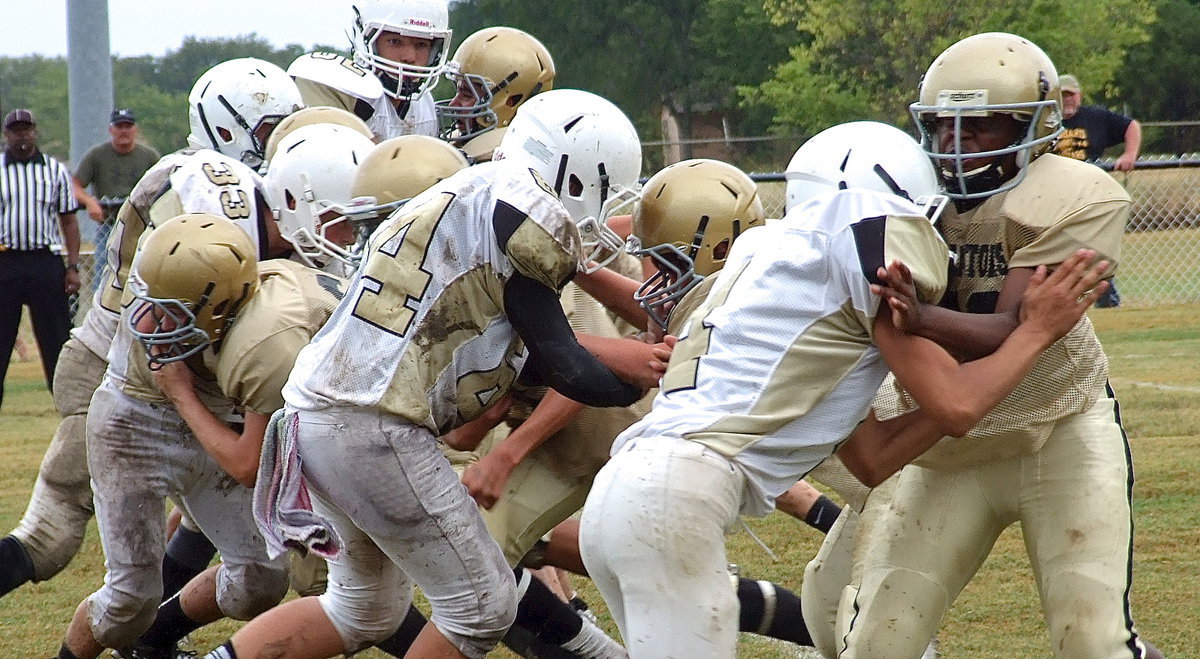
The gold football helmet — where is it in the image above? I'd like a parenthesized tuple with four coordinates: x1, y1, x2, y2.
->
(438, 26, 556, 142)
(629, 159, 765, 330)
(127, 214, 259, 365)
(348, 135, 470, 241)
(264, 106, 374, 164)
(910, 32, 1062, 199)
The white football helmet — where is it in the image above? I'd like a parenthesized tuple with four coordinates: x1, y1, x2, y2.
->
(910, 32, 1062, 200)
(264, 124, 376, 271)
(785, 121, 946, 222)
(187, 58, 304, 171)
(437, 26, 556, 143)
(127, 214, 259, 365)
(351, 0, 452, 100)
(495, 89, 642, 272)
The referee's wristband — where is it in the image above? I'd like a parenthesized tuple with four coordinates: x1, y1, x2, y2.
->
(66, 262, 81, 272)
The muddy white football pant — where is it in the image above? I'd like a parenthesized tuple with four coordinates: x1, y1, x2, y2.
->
(839, 393, 1153, 659)
(85, 380, 288, 648)
(293, 408, 516, 658)
(580, 436, 745, 659)
(9, 337, 104, 580)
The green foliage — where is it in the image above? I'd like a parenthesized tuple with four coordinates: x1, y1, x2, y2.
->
(1110, 0, 1200, 153)
(450, 0, 795, 161)
(747, 0, 1156, 136)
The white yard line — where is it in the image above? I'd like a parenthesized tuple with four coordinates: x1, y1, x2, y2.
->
(1110, 378, 1200, 394)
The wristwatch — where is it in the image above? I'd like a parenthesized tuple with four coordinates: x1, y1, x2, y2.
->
(67, 262, 81, 272)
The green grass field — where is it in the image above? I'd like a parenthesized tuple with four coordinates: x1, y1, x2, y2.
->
(1, 304, 1197, 656)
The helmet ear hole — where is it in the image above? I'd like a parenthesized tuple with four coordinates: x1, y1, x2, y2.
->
(217, 127, 234, 142)
(507, 94, 524, 108)
(285, 189, 298, 211)
(711, 238, 730, 263)
(568, 173, 584, 197)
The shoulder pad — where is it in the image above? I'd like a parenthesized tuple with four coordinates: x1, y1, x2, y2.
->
(288, 52, 384, 101)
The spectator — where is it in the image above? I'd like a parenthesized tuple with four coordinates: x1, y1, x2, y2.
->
(1054, 73, 1139, 307)
(0, 108, 81, 409)
(72, 109, 160, 291)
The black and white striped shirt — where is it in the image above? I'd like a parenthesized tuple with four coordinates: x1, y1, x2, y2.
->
(0, 151, 78, 251)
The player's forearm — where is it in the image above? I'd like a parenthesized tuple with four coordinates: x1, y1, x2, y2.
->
(573, 267, 648, 330)
(168, 392, 260, 487)
(907, 304, 1019, 360)
(837, 411, 942, 487)
(910, 321, 1056, 437)
(500, 389, 584, 466)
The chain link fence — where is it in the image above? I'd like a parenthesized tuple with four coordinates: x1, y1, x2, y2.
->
(63, 156, 1200, 323)
(744, 156, 1200, 308)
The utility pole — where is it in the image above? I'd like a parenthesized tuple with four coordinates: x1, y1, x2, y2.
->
(67, 1, 113, 169)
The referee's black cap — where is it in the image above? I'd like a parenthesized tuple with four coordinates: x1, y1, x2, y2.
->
(3, 109, 36, 129)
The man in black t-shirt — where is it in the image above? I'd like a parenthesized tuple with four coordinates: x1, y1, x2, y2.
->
(1053, 74, 1139, 307)
(1054, 74, 1141, 171)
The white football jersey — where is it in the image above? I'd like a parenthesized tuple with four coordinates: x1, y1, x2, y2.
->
(612, 190, 950, 516)
(290, 52, 438, 140)
(285, 160, 581, 434)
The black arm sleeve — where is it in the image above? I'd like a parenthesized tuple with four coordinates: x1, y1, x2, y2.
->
(504, 271, 643, 408)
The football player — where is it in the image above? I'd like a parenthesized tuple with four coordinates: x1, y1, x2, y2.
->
(836, 32, 1163, 659)
(288, 0, 451, 141)
(437, 26, 556, 161)
(577, 119, 1112, 657)
(0, 58, 304, 608)
(54, 118, 370, 659)
(205, 89, 650, 659)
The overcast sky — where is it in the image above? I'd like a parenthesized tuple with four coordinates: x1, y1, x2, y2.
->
(0, 0, 358, 58)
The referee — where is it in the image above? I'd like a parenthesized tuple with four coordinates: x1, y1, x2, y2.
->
(0, 108, 81, 409)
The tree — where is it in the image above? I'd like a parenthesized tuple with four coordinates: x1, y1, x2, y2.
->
(1109, 0, 1200, 153)
(450, 0, 795, 165)
(744, 0, 1156, 136)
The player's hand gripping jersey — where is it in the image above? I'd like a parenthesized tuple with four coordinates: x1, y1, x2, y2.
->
(285, 160, 581, 433)
(612, 189, 949, 516)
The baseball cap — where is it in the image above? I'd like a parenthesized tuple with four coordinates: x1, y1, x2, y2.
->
(1060, 74, 1081, 94)
(3, 108, 36, 129)
(111, 108, 137, 125)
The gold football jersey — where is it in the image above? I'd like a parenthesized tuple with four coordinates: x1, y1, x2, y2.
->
(876, 154, 1131, 469)
(208, 260, 347, 415)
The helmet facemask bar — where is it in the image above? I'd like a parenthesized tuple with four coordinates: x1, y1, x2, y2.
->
(911, 99, 1061, 200)
(437, 67, 500, 142)
(627, 238, 701, 331)
(572, 163, 639, 274)
(126, 273, 213, 368)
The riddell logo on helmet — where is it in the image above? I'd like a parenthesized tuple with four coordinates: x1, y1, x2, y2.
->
(405, 18, 433, 27)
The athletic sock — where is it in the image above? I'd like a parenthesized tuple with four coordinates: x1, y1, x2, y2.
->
(56, 644, 82, 659)
(0, 535, 37, 597)
(510, 568, 624, 658)
(373, 604, 428, 657)
(204, 640, 238, 659)
(139, 592, 205, 652)
(737, 577, 813, 646)
(161, 524, 216, 602)
(803, 494, 842, 535)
